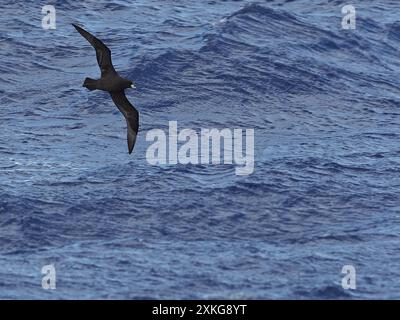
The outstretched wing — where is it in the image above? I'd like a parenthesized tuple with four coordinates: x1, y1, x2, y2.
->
(72, 24, 116, 76)
(110, 91, 139, 154)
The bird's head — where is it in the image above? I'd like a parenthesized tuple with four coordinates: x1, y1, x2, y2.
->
(129, 81, 136, 89)
(123, 79, 136, 90)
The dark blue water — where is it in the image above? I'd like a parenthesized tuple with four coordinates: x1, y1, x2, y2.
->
(1, 0, 400, 299)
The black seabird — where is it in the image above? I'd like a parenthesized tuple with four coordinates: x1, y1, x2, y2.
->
(72, 24, 139, 154)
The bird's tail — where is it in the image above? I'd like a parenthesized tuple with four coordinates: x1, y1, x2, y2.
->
(83, 77, 98, 91)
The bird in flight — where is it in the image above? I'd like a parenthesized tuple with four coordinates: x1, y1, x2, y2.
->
(72, 24, 139, 154)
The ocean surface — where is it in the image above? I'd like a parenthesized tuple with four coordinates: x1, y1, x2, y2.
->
(1, 0, 400, 299)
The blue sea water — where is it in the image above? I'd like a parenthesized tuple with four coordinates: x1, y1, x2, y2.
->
(0, 0, 400, 299)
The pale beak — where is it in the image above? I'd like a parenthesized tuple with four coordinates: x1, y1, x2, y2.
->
(130, 84, 136, 89)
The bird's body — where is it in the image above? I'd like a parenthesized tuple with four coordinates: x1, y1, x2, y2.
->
(84, 75, 131, 92)
(72, 23, 139, 154)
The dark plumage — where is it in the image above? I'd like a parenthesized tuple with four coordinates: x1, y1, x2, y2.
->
(72, 23, 139, 154)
